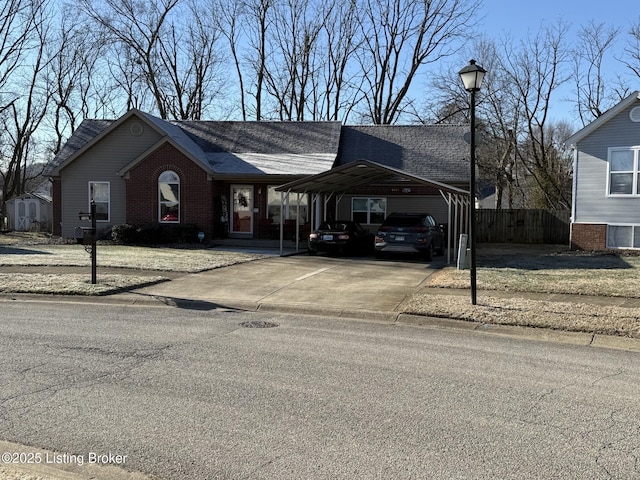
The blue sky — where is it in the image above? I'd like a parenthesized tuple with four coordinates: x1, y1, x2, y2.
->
(476, 0, 637, 126)
(479, 0, 633, 37)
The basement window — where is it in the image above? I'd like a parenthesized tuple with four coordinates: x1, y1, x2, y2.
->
(606, 225, 640, 249)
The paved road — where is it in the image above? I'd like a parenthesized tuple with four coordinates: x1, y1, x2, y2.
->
(0, 300, 639, 479)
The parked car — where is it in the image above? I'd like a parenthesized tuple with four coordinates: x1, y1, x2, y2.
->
(374, 213, 444, 261)
(308, 221, 374, 256)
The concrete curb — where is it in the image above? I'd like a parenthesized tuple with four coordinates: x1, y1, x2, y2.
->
(3, 292, 640, 352)
(396, 313, 640, 352)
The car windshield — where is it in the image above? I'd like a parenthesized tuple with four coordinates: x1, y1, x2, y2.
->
(384, 216, 424, 228)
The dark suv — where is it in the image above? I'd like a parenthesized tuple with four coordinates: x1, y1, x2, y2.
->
(374, 213, 444, 261)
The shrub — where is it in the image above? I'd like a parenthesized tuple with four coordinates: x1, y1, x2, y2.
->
(135, 223, 200, 244)
(111, 224, 137, 244)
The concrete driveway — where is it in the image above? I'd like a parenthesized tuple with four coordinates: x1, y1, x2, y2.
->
(132, 253, 444, 319)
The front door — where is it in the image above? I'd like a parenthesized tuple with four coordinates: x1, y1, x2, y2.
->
(231, 185, 253, 235)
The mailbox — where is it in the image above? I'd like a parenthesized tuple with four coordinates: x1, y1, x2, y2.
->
(74, 226, 95, 245)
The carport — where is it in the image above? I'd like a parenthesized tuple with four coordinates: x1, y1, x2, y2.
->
(275, 160, 469, 263)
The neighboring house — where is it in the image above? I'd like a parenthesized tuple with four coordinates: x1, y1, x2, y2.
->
(5, 192, 52, 232)
(48, 109, 470, 241)
(566, 91, 640, 251)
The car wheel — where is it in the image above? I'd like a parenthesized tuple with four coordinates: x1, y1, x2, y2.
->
(375, 251, 386, 259)
(308, 249, 317, 256)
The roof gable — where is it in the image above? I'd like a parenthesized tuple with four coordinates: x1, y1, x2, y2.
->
(46, 119, 113, 175)
(566, 91, 640, 146)
(46, 109, 195, 175)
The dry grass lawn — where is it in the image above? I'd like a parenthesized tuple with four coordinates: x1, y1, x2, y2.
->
(405, 244, 640, 338)
(0, 232, 267, 295)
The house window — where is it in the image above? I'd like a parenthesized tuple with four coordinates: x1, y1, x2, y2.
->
(89, 182, 109, 221)
(352, 197, 386, 224)
(608, 148, 639, 195)
(159, 170, 180, 222)
(607, 225, 640, 249)
(267, 186, 308, 223)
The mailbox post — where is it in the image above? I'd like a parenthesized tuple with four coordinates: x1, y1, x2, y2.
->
(77, 201, 97, 284)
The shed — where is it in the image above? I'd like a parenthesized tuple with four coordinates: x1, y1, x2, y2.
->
(5, 192, 53, 232)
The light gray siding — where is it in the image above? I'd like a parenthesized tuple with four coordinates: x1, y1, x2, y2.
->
(60, 117, 163, 237)
(575, 101, 640, 224)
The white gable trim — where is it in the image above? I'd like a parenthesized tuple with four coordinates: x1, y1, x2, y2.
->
(565, 91, 640, 146)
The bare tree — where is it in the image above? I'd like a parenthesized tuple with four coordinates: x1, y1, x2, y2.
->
(498, 22, 573, 210)
(156, 0, 226, 120)
(77, 0, 181, 119)
(217, 0, 249, 120)
(242, 0, 274, 120)
(572, 21, 624, 126)
(48, 14, 106, 154)
(263, 0, 327, 120)
(356, 0, 480, 124)
(623, 17, 640, 80)
(315, 0, 363, 122)
(0, 0, 53, 218)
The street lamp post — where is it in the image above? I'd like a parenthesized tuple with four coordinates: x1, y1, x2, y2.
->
(459, 59, 486, 305)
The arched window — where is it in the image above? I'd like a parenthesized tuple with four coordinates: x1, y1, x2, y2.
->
(159, 171, 180, 222)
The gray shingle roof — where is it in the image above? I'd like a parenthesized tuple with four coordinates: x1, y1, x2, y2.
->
(177, 120, 341, 175)
(177, 121, 342, 154)
(337, 124, 469, 184)
(48, 111, 468, 183)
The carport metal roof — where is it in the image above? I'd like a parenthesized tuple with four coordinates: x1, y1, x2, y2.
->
(275, 160, 470, 263)
(275, 159, 468, 195)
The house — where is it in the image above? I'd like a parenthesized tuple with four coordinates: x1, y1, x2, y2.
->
(48, 109, 470, 242)
(566, 91, 640, 251)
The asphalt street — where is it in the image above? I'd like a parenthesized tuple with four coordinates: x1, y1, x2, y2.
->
(0, 300, 639, 479)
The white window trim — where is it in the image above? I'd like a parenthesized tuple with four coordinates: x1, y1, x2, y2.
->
(606, 224, 640, 250)
(267, 185, 309, 222)
(351, 197, 387, 224)
(88, 181, 110, 222)
(607, 146, 640, 197)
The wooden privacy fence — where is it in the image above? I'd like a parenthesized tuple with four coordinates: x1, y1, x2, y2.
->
(475, 209, 570, 245)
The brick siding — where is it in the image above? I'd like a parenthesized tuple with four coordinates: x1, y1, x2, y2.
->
(570, 223, 607, 251)
(126, 143, 215, 237)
